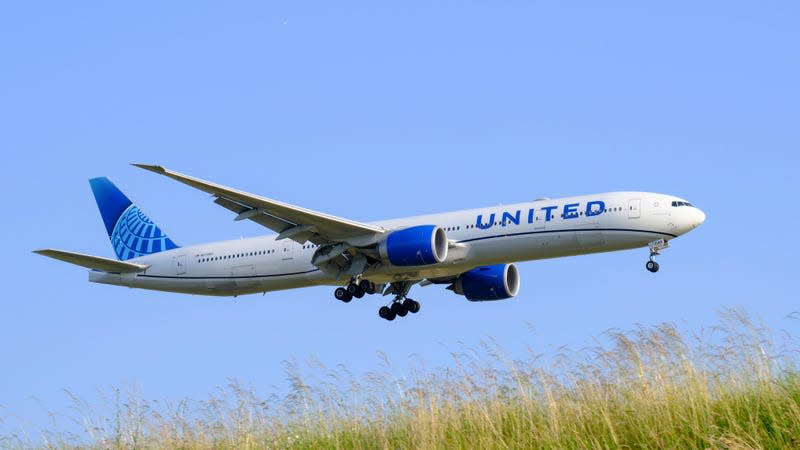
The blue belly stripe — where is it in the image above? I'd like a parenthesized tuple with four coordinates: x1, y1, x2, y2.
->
(457, 227, 676, 244)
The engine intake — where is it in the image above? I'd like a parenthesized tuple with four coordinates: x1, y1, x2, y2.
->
(379, 225, 448, 266)
(450, 264, 520, 301)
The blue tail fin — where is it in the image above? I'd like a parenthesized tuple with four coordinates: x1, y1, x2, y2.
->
(89, 177, 179, 260)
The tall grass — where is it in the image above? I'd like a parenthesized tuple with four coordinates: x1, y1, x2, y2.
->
(3, 309, 799, 449)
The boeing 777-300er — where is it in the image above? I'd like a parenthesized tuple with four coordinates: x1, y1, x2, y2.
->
(35, 165, 706, 321)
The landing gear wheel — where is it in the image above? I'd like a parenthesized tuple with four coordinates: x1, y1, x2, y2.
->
(334, 287, 352, 302)
(346, 283, 365, 299)
(645, 239, 668, 274)
(380, 280, 419, 321)
(359, 280, 376, 295)
(378, 306, 396, 321)
(403, 299, 420, 314)
(396, 303, 408, 317)
(390, 302, 406, 317)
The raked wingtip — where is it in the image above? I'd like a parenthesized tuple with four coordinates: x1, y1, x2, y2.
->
(131, 163, 166, 174)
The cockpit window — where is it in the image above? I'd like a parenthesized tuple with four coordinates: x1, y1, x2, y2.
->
(671, 201, 693, 207)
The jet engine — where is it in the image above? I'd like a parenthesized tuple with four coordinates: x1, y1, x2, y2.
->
(378, 225, 448, 266)
(449, 264, 520, 301)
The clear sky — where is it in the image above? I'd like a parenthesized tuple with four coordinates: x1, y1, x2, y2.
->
(2, 1, 798, 432)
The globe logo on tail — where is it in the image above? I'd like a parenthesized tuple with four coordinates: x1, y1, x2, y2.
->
(111, 205, 177, 260)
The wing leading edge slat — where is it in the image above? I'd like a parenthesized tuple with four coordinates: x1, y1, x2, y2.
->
(133, 164, 384, 244)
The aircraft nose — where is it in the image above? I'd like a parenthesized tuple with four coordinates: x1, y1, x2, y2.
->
(692, 207, 706, 228)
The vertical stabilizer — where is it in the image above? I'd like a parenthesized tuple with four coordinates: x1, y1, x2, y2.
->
(89, 177, 179, 260)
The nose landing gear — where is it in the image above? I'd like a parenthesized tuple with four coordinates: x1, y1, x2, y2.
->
(646, 239, 669, 273)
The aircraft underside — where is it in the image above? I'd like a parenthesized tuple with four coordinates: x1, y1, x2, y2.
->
(40, 165, 705, 322)
(91, 228, 669, 298)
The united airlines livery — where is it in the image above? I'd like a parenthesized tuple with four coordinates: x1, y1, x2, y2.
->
(36, 165, 705, 321)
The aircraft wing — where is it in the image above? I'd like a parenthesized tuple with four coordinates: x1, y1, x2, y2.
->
(133, 164, 385, 245)
(34, 249, 149, 273)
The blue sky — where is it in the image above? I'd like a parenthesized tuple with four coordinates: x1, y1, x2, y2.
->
(1, 1, 798, 432)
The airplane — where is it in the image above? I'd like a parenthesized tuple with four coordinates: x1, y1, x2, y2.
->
(35, 165, 706, 321)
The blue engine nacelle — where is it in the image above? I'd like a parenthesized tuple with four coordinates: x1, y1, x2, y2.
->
(450, 264, 520, 301)
(378, 225, 448, 266)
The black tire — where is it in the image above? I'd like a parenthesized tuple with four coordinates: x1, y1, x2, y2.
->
(346, 283, 359, 295)
(335, 287, 352, 302)
(404, 299, 421, 314)
(379, 306, 390, 319)
(646, 261, 660, 273)
(391, 302, 407, 317)
(353, 287, 365, 299)
(385, 309, 396, 321)
(359, 280, 375, 294)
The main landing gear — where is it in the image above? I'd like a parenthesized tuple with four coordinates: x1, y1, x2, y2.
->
(333, 279, 422, 321)
(378, 298, 421, 321)
(378, 280, 420, 322)
(333, 279, 377, 303)
(646, 238, 669, 273)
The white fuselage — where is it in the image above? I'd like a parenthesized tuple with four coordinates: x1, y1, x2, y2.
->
(89, 192, 705, 296)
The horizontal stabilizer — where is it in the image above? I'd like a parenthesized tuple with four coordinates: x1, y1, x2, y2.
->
(33, 249, 149, 273)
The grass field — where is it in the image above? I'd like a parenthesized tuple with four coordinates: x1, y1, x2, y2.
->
(3, 309, 799, 449)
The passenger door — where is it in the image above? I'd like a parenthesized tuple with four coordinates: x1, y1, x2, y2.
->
(628, 199, 641, 219)
(281, 240, 294, 260)
(534, 209, 546, 229)
(173, 254, 187, 275)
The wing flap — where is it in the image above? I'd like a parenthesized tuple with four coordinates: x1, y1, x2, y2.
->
(213, 196, 294, 232)
(34, 249, 149, 273)
(212, 196, 326, 244)
(133, 164, 384, 244)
